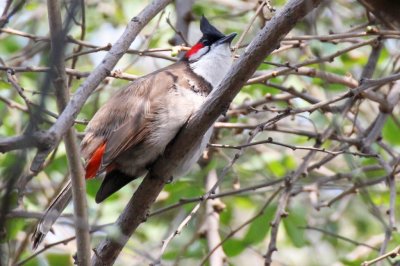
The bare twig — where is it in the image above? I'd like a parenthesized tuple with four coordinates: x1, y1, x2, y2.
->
(232, 0, 267, 53)
(166, 13, 189, 46)
(209, 137, 377, 158)
(264, 185, 291, 265)
(0, 65, 139, 81)
(168, 0, 193, 47)
(301, 226, 379, 251)
(361, 246, 400, 266)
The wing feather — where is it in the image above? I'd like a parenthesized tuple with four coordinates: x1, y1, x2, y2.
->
(80, 71, 172, 174)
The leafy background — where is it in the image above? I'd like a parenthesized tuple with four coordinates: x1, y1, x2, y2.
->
(0, 0, 400, 265)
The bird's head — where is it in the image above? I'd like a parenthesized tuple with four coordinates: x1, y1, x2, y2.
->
(185, 16, 236, 61)
(184, 16, 237, 87)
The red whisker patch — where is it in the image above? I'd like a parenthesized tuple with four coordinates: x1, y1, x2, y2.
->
(185, 43, 204, 59)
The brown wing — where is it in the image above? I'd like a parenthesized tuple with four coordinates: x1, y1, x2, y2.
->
(80, 65, 179, 173)
(100, 94, 151, 168)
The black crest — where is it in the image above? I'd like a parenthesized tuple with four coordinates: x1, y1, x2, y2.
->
(200, 16, 225, 42)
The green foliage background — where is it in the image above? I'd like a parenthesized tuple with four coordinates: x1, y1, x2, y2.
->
(0, 0, 400, 265)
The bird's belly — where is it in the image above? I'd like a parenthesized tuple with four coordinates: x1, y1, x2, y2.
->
(116, 88, 210, 178)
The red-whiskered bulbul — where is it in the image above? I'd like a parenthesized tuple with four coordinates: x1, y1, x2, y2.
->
(32, 16, 236, 249)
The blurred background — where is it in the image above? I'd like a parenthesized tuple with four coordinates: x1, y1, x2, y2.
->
(1, 0, 400, 265)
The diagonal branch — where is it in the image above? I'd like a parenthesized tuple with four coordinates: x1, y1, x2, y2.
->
(91, 0, 322, 265)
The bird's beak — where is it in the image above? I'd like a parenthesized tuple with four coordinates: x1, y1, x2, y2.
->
(216, 32, 237, 45)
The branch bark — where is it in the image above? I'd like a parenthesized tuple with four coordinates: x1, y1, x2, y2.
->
(204, 170, 226, 266)
(168, 0, 194, 46)
(0, 131, 49, 153)
(91, 0, 322, 265)
(46, 0, 90, 264)
(29, 0, 172, 172)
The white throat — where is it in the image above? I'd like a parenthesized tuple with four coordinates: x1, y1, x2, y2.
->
(189, 44, 233, 88)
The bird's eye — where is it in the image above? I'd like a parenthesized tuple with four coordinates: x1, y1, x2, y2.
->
(202, 39, 211, 46)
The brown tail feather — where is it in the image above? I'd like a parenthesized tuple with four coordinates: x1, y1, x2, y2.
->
(32, 180, 72, 250)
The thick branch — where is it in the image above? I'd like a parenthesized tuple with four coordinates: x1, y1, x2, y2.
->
(0, 131, 50, 153)
(91, 0, 322, 264)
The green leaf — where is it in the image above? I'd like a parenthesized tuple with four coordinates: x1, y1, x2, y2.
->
(282, 155, 296, 170)
(268, 160, 286, 177)
(24, 258, 40, 266)
(223, 238, 246, 257)
(162, 250, 178, 260)
(220, 201, 233, 225)
(340, 258, 364, 266)
(243, 205, 276, 244)
(6, 218, 25, 240)
(283, 208, 307, 247)
(360, 157, 385, 178)
(382, 117, 400, 145)
(0, 37, 21, 54)
(86, 178, 102, 199)
(46, 253, 72, 266)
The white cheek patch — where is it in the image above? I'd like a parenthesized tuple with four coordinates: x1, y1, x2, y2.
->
(190, 43, 233, 88)
(189, 46, 210, 61)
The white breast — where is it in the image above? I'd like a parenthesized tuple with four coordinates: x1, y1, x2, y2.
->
(146, 86, 212, 177)
(150, 87, 206, 148)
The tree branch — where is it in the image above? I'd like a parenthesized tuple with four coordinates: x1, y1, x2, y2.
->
(46, 0, 91, 264)
(203, 170, 226, 266)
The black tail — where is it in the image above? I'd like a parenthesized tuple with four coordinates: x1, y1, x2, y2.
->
(95, 169, 136, 203)
(32, 180, 72, 250)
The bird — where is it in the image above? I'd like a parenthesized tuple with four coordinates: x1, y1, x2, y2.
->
(32, 16, 236, 249)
